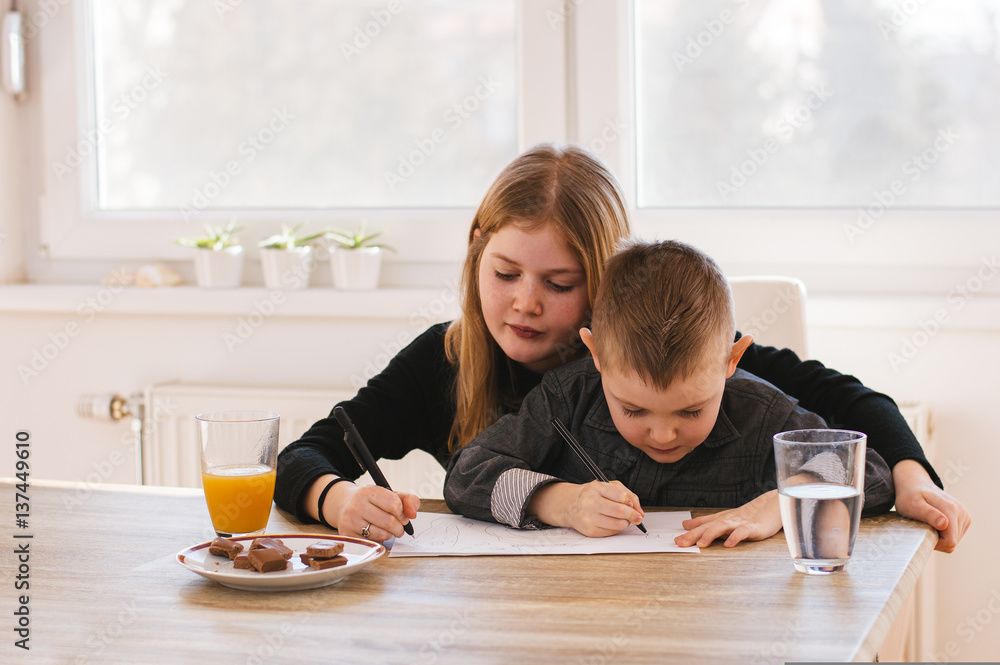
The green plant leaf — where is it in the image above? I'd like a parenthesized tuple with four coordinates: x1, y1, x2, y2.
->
(326, 221, 389, 249)
(259, 222, 327, 249)
(293, 230, 329, 246)
(176, 219, 243, 251)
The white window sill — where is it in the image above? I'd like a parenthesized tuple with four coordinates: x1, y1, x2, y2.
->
(1, 284, 998, 331)
(0, 284, 462, 320)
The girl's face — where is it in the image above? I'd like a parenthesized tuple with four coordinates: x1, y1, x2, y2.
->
(477, 222, 590, 373)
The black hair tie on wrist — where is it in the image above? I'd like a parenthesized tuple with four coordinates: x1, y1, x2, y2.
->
(317, 477, 351, 529)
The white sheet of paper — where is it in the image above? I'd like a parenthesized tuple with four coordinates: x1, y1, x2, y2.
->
(387, 511, 700, 557)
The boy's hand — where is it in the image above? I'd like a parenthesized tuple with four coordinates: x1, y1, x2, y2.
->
(675, 490, 782, 548)
(892, 459, 971, 553)
(568, 480, 645, 537)
(529, 480, 645, 537)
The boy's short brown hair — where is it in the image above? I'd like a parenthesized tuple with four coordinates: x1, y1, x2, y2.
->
(590, 240, 735, 390)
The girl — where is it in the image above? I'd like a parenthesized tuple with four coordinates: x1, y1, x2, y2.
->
(274, 144, 969, 551)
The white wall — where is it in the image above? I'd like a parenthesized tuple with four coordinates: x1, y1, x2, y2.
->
(0, 287, 459, 485)
(809, 306, 998, 662)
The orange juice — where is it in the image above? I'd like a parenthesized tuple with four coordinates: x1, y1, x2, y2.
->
(202, 464, 276, 535)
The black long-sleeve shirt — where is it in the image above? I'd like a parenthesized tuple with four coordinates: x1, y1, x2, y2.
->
(274, 322, 940, 521)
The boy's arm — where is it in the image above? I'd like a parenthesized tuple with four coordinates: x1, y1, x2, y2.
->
(793, 448, 895, 516)
(860, 450, 895, 516)
(444, 367, 645, 535)
(446, 449, 560, 527)
(677, 397, 826, 548)
(443, 383, 566, 528)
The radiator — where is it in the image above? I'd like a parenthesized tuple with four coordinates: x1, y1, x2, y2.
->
(881, 401, 937, 662)
(140, 381, 445, 498)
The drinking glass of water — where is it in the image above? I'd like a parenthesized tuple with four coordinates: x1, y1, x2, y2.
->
(774, 429, 866, 575)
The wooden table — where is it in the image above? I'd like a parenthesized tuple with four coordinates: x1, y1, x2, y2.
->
(2, 479, 936, 664)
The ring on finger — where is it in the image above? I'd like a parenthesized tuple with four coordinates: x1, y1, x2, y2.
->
(361, 522, 371, 539)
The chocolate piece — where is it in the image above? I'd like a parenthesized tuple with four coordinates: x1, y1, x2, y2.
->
(233, 554, 254, 570)
(208, 537, 243, 560)
(250, 537, 294, 560)
(307, 555, 348, 570)
(248, 547, 287, 573)
(306, 541, 345, 558)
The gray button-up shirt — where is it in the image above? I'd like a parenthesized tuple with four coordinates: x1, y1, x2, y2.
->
(444, 359, 895, 528)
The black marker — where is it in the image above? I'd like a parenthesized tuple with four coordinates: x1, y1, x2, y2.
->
(551, 417, 647, 534)
(333, 406, 414, 536)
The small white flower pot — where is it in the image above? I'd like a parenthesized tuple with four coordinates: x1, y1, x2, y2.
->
(193, 246, 244, 289)
(330, 247, 382, 290)
(260, 246, 314, 290)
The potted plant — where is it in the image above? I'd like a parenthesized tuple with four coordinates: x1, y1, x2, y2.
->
(174, 220, 244, 289)
(258, 223, 327, 290)
(326, 222, 390, 290)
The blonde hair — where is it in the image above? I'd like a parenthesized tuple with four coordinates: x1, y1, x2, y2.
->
(590, 240, 735, 390)
(445, 143, 630, 451)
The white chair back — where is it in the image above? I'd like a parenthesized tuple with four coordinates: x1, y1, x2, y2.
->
(729, 276, 808, 358)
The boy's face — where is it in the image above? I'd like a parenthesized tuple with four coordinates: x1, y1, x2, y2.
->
(598, 361, 727, 464)
(581, 329, 752, 464)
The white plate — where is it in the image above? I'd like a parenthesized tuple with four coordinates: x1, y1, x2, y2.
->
(176, 533, 386, 591)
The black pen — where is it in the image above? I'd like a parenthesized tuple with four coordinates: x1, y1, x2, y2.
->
(551, 417, 647, 534)
(333, 406, 415, 536)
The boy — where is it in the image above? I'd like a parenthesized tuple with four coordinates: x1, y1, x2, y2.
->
(444, 240, 894, 545)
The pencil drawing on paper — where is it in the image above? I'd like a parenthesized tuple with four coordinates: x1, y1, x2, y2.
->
(388, 511, 699, 557)
(405, 515, 462, 549)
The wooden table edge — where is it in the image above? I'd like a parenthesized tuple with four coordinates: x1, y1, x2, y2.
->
(853, 517, 938, 662)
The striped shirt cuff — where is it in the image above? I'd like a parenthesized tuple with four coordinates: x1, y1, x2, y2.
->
(491, 468, 559, 528)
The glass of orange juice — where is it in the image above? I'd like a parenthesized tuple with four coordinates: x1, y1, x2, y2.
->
(197, 410, 279, 538)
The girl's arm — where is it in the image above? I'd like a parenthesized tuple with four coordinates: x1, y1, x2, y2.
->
(738, 339, 971, 552)
(274, 323, 454, 533)
(738, 340, 940, 483)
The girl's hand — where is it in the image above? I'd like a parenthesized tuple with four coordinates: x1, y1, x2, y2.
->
(675, 490, 783, 548)
(316, 478, 419, 542)
(892, 460, 971, 553)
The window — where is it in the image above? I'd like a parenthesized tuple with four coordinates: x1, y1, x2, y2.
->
(90, 0, 518, 210)
(35, 0, 557, 265)
(634, 0, 1000, 208)
(567, 0, 1000, 296)
(24, 0, 1000, 294)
